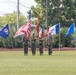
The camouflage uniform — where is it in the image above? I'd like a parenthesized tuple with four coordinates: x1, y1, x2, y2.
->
(39, 37, 44, 55)
(47, 34, 53, 55)
(23, 36, 29, 55)
(31, 33, 36, 55)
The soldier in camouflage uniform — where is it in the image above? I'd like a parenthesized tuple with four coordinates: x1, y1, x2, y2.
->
(39, 36, 44, 55)
(23, 35, 29, 55)
(31, 33, 36, 55)
(47, 33, 54, 55)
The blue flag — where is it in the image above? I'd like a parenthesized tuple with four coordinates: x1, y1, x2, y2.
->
(48, 23, 60, 35)
(39, 24, 44, 38)
(64, 23, 75, 38)
(28, 10, 31, 20)
(0, 24, 10, 39)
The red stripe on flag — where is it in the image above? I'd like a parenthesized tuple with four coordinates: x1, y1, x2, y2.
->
(14, 20, 31, 39)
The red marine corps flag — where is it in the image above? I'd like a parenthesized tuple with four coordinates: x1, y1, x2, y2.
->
(36, 8, 40, 38)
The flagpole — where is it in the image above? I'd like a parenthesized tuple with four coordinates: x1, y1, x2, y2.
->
(11, 38, 13, 48)
(4, 39, 6, 50)
(46, 0, 48, 30)
(59, 23, 60, 51)
(29, 9, 32, 48)
(10, 24, 14, 49)
(74, 20, 76, 50)
(17, 0, 19, 30)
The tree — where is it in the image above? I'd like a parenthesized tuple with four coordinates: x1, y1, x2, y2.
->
(2, 12, 27, 36)
(0, 12, 27, 48)
(32, 0, 76, 27)
(53, 27, 74, 48)
(30, 0, 75, 48)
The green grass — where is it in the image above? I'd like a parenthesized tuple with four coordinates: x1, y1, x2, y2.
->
(0, 51, 76, 75)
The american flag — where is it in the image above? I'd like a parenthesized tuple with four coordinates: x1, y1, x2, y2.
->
(14, 20, 31, 39)
(21, 21, 31, 39)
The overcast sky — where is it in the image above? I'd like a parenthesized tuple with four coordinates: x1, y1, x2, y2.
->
(0, 0, 37, 16)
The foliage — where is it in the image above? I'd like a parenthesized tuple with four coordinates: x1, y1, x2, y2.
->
(53, 27, 74, 48)
(30, 0, 75, 48)
(32, 0, 76, 27)
(0, 0, 76, 48)
(0, 12, 27, 48)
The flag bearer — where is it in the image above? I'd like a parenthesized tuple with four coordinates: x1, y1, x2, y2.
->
(23, 35, 29, 55)
(47, 33, 54, 55)
(39, 35, 44, 55)
(31, 33, 36, 55)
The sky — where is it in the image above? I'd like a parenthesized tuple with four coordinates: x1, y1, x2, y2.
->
(0, 0, 37, 17)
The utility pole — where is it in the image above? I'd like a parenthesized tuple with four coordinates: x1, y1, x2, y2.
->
(46, 0, 48, 29)
(17, 0, 19, 30)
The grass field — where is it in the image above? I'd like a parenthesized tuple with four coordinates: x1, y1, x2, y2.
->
(0, 51, 76, 75)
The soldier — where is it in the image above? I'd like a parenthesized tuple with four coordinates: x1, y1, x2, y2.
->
(47, 33, 54, 55)
(39, 35, 44, 55)
(23, 35, 29, 55)
(31, 33, 36, 55)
